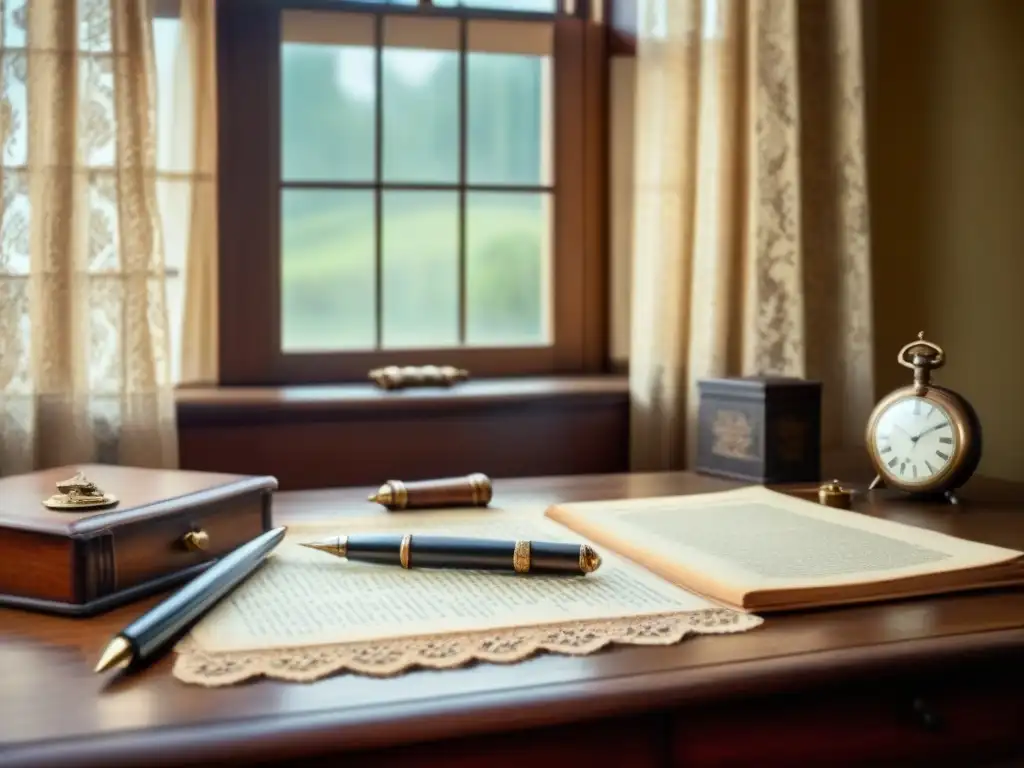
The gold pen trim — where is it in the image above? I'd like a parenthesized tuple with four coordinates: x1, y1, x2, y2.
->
(391, 480, 408, 509)
(513, 540, 531, 573)
(579, 544, 602, 574)
(399, 534, 412, 569)
(468, 472, 491, 506)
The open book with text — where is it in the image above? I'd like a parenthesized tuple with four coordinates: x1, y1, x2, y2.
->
(545, 485, 1024, 612)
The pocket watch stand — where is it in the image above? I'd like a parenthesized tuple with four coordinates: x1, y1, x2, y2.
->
(864, 332, 983, 507)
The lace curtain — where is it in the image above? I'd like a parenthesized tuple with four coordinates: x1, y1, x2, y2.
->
(0, 0, 177, 474)
(167, 0, 218, 387)
(628, 0, 874, 469)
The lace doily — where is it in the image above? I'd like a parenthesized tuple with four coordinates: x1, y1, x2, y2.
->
(173, 608, 762, 686)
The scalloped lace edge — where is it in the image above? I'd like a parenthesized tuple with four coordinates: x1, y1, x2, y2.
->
(172, 608, 763, 686)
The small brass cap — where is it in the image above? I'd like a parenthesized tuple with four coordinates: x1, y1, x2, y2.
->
(370, 480, 406, 509)
(369, 484, 393, 505)
(579, 544, 602, 574)
(818, 479, 853, 509)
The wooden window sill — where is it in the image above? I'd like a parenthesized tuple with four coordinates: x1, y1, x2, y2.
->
(176, 375, 628, 424)
(176, 376, 630, 489)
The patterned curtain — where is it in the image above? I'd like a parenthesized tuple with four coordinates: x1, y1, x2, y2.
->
(628, 0, 874, 470)
(0, 0, 178, 475)
(173, 0, 219, 386)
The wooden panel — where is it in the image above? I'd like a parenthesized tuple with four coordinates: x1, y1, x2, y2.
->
(322, 715, 666, 768)
(0, 529, 72, 603)
(216, 0, 280, 385)
(673, 677, 1024, 767)
(112, 498, 266, 589)
(178, 377, 631, 489)
(179, 399, 629, 490)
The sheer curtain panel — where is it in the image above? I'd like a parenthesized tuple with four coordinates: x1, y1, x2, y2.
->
(628, 0, 874, 470)
(0, 0, 178, 474)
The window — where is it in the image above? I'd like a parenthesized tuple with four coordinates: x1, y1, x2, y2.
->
(217, 0, 606, 385)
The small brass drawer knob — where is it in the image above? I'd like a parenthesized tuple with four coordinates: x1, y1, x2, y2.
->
(182, 529, 210, 552)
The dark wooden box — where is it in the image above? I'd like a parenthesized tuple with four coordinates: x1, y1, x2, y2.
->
(0, 464, 276, 617)
(695, 377, 822, 484)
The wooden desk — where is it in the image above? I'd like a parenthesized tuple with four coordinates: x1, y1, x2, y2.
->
(2, 472, 1024, 768)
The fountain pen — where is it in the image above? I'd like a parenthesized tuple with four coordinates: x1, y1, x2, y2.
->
(301, 533, 602, 575)
(94, 527, 287, 674)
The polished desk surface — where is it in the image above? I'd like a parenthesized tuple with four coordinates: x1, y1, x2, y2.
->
(2, 472, 1024, 767)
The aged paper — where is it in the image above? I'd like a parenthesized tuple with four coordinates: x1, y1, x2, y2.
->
(546, 486, 1024, 610)
(189, 510, 721, 654)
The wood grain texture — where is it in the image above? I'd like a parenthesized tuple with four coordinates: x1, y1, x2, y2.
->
(177, 377, 630, 489)
(0, 466, 276, 615)
(2, 471, 1024, 766)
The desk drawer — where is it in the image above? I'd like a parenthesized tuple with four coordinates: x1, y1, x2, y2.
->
(672, 681, 1024, 767)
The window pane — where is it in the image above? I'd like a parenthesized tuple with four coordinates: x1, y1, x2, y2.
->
(382, 191, 459, 348)
(282, 43, 376, 182)
(382, 48, 459, 183)
(282, 190, 376, 351)
(467, 53, 549, 186)
(466, 192, 550, 346)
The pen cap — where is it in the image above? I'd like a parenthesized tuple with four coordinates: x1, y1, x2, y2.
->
(370, 474, 492, 511)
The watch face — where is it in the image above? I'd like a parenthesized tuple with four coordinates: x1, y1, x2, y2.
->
(873, 396, 957, 485)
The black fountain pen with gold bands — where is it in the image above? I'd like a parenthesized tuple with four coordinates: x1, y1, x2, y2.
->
(301, 534, 602, 575)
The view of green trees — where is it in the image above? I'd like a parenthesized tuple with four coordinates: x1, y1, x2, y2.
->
(280, 15, 554, 352)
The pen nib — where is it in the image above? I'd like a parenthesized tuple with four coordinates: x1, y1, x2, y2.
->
(299, 537, 348, 558)
(94, 636, 134, 674)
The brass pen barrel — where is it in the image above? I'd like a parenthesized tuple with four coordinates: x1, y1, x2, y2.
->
(301, 534, 602, 575)
(369, 473, 493, 511)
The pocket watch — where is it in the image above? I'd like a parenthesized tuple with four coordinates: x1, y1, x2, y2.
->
(865, 332, 982, 504)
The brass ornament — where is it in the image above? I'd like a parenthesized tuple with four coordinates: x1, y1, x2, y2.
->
(817, 480, 853, 510)
(865, 332, 982, 505)
(43, 471, 119, 512)
(369, 365, 469, 391)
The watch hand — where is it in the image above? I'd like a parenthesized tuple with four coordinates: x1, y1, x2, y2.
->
(912, 424, 946, 441)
